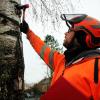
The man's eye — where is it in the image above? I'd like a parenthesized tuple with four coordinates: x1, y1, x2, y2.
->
(68, 28, 75, 32)
(68, 29, 72, 33)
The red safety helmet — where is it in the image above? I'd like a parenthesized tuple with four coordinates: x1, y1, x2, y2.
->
(61, 14, 100, 48)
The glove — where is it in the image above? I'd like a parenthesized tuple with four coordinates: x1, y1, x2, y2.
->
(20, 20, 29, 33)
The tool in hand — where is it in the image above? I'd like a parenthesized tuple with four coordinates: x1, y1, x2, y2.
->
(15, 4, 29, 22)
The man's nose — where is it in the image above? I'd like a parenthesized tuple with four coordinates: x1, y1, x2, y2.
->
(65, 32, 68, 35)
(65, 32, 69, 36)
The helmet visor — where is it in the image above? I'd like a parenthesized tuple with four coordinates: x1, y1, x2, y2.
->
(61, 14, 87, 26)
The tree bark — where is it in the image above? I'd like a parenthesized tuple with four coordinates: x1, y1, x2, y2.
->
(0, 0, 25, 100)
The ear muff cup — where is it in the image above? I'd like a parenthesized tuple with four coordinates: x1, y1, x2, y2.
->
(85, 35, 93, 48)
(75, 30, 87, 48)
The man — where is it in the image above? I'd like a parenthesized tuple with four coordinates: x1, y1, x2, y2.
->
(20, 14, 100, 100)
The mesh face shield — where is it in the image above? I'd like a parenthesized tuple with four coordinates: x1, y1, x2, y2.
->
(60, 14, 87, 29)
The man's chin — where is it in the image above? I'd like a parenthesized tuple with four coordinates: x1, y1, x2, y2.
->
(63, 42, 74, 50)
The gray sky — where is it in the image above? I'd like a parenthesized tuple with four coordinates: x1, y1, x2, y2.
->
(21, 0, 100, 84)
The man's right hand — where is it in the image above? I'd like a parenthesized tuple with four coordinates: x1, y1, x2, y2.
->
(20, 20, 29, 34)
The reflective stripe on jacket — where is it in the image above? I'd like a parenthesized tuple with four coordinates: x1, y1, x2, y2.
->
(27, 29, 100, 100)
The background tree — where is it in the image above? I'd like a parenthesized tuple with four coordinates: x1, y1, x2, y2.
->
(23, 0, 84, 34)
(44, 34, 63, 53)
(0, 0, 25, 100)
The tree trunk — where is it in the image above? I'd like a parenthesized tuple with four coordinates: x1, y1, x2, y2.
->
(0, 0, 25, 100)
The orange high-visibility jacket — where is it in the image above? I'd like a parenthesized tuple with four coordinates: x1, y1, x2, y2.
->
(27, 29, 100, 100)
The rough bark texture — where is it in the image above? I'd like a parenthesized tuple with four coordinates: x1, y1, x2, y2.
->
(0, 0, 25, 100)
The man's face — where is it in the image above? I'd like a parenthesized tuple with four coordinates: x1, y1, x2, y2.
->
(63, 31, 75, 48)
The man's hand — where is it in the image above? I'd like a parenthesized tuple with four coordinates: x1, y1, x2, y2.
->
(20, 20, 29, 34)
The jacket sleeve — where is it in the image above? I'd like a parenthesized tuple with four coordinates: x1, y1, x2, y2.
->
(27, 29, 64, 70)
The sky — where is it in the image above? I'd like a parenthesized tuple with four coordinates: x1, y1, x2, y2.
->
(21, 0, 100, 84)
